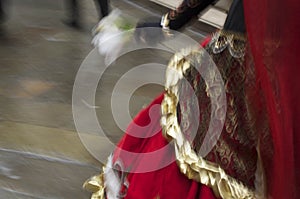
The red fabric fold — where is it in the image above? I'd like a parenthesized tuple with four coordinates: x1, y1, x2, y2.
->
(244, 0, 300, 197)
(113, 94, 218, 199)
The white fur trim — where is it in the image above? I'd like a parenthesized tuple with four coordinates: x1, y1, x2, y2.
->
(104, 155, 122, 199)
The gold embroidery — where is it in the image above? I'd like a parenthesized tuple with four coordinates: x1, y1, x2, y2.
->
(211, 30, 246, 59)
(161, 42, 265, 198)
(202, 32, 258, 188)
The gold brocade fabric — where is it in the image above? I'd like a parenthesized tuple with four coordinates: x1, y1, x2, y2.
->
(201, 31, 257, 188)
(161, 30, 271, 198)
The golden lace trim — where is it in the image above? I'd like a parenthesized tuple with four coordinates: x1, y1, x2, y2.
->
(83, 167, 106, 199)
(210, 30, 246, 59)
(161, 48, 256, 199)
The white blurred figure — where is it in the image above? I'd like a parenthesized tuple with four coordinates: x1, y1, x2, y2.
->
(92, 9, 135, 65)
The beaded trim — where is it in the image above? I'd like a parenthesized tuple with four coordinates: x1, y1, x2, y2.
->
(210, 30, 246, 59)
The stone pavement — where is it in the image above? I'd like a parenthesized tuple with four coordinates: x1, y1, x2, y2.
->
(0, 0, 213, 198)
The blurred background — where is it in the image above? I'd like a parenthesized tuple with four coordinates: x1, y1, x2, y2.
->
(0, 0, 229, 198)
